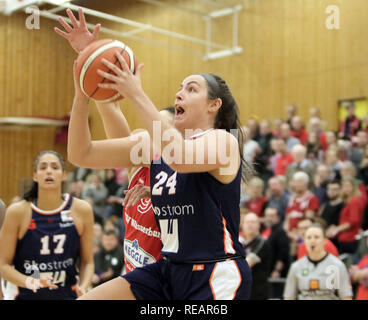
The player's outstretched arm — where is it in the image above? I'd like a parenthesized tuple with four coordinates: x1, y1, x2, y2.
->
(54, 8, 131, 140)
(54, 8, 100, 54)
(68, 61, 151, 169)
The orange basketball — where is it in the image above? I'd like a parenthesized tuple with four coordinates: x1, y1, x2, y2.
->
(75, 39, 137, 102)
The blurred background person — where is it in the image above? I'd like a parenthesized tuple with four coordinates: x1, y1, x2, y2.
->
(240, 213, 270, 300)
(284, 224, 352, 300)
(338, 104, 361, 140)
(327, 177, 365, 254)
(243, 177, 268, 219)
(266, 176, 290, 222)
(92, 229, 124, 288)
(284, 172, 319, 234)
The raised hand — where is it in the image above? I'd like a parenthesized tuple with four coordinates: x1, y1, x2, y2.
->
(54, 8, 101, 54)
(97, 51, 144, 101)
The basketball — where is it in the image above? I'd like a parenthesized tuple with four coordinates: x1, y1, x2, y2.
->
(75, 39, 137, 102)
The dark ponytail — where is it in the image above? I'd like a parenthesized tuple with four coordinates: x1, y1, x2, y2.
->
(23, 150, 66, 202)
(199, 73, 254, 181)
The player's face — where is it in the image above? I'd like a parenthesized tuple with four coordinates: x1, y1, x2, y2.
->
(305, 227, 324, 253)
(174, 75, 213, 132)
(33, 153, 65, 189)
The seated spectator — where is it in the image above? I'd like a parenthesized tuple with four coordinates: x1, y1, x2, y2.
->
(349, 131, 368, 170)
(306, 131, 323, 162)
(242, 126, 261, 164)
(308, 117, 328, 151)
(338, 103, 361, 140)
(325, 148, 343, 180)
(81, 172, 109, 224)
(285, 144, 316, 188)
(313, 164, 333, 205)
(262, 207, 290, 280)
(93, 223, 103, 255)
(284, 172, 319, 233)
(328, 177, 365, 254)
(274, 139, 294, 176)
(254, 120, 274, 182)
(284, 224, 353, 300)
(325, 130, 338, 150)
(280, 123, 300, 152)
(69, 166, 92, 198)
(104, 169, 121, 199)
(290, 116, 308, 145)
(92, 229, 124, 288)
(266, 175, 291, 222)
(247, 118, 260, 141)
(240, 213, 270, 300)
(309, 106, 326, 131)
(339, 160, 368, 205)
(320, 180, 345, 231)
(244, 177, 268, 219)
(285, 104, 298, 128)
(272, 118, 283, 138)
(297, 218, 339, 260)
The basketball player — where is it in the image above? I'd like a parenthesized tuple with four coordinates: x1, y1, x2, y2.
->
(55, 8, 173, 274)
(0, 151, 94, 299)
(65, 41, 253, 299)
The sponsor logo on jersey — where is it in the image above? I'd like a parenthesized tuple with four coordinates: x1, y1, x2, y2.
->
(60, 210, 73, 223)
(125, 212, 161, 239)
(137, 199, 152, 214)
(124, 239, 156, 268)
(23, 258, 74, 273)
(153, 204, 195, 217)
(28, 219, 36, 230)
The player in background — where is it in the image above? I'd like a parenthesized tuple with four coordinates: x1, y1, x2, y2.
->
(0, 151, 94, 299)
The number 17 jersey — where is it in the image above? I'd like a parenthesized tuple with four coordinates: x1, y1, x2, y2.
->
(12, 194, 80, 300)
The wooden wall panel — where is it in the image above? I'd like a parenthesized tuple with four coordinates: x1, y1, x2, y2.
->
(1, 0, 368, 204)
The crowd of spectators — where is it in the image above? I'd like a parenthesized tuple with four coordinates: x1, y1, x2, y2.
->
(239, 103, 368, 299)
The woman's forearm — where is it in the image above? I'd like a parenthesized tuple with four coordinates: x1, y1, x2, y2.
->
(95, 102, 131, 139)
(68, 94, 92, 165)
(78, 261, 94, 292)
(0, 264, 30, 290)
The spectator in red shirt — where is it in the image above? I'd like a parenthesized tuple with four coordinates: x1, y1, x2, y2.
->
(284, 171, 319, 233)
(340, 160, 368, 206)
(327, 177, 364, 254)
(291, 116, 308, 145)
(244, 177, 268, 219)
(274, 139, 294, 176)
(349, 236, 368, 300)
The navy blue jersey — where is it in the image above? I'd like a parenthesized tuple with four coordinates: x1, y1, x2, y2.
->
(12, 194, 80, 300)
(150, 158, 245, 263)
